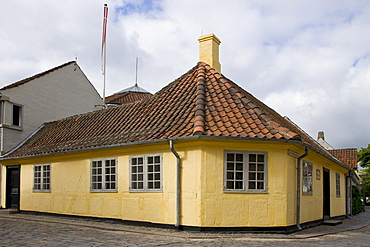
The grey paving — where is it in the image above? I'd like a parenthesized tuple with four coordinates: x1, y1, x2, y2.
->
(0, 207, 369, 246)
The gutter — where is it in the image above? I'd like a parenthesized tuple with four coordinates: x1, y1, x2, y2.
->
(169, 139, 181, 230)
(0, 135, 352, 171)
(296, 147, 308, 231)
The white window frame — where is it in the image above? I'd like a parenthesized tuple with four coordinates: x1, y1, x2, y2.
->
(224, 150, 268, 193)
(33, 164, 51, 192)
(12, 103, 22, 127)
(302, 160, 313, 195)
(90, 157, 117, 192)
(130, 153, 162, 192)
(336, 172, 341, 197)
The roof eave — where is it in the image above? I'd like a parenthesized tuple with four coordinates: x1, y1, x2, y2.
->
(0, 135, 352, 171)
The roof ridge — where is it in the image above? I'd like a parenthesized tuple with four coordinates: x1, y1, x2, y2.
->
(193, 63, 207, 135)
(1, 61, 76, 91)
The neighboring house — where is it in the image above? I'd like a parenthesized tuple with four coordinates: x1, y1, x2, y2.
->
(105, 84, 152, 106)
(0, 34, 353, 232)
(317, 130, 360, 215)
(328, 149, 358, 173)
(317, 131, 334, 150)
(0, 61, 103, 208)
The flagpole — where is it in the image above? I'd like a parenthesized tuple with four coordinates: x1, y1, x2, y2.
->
(103, 37, 107, 107)
(101, 4, 108, 108)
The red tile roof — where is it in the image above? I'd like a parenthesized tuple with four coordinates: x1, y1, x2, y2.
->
(105, 91, 152, 104)
(329, 148, 358, 169)
(1, 62, 338, 159)
(1, 61, 76, 90)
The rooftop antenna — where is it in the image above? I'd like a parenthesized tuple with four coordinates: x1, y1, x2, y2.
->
(74, 54, 78, 71)
(135, 57, 139, 87)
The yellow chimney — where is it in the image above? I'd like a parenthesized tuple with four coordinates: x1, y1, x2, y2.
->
(198, 33, 221, 72)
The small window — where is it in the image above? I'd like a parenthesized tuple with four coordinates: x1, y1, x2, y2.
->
(336, 172, 341, 197)
(12, 104, 22, 126)
(302, 161, 313, 195)
(130, 154, 162, 192)
(91, 158, 117, 192)
(33, 164, 51, 192)
(224, 151, 268, 193)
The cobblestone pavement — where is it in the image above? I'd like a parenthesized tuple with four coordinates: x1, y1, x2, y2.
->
(0, 208, 370, 246)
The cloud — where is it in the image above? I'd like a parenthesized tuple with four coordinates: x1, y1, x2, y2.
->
(1, 0, 370, 149)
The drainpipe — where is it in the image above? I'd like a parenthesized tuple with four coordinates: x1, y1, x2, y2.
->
(169, 139, 181, 230)
(296, 147, 308, 231)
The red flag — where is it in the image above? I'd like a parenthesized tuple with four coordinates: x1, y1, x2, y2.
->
(101, 4, 108, 75)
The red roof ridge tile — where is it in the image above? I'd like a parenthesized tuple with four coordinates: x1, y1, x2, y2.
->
(193, 64, 207, 135)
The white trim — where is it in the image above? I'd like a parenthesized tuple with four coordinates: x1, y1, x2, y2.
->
(224, 150, 268, 193)
(129, 153, 162, 192)
(33, 164, 51, 192)
(302, 160, 313, 195)
(90, 157, 117, 192)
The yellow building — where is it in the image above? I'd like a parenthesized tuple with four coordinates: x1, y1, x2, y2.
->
(0, 34, 353, 232)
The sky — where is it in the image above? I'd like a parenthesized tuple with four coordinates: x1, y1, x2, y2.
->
(1, 0, 370, 150)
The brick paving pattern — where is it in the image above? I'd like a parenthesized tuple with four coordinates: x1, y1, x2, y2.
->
(0, 207, 369, 246)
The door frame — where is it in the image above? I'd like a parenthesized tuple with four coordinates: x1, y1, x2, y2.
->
(6, 165, 20, 210)
(323, 167, 330, 219)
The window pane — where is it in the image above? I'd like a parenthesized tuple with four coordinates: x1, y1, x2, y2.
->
(236, 163, 243, 171)
(227, 181, 234, 189)
(227, 153, 234, 161)
(249, 181, 256, 189)
(148, 165, 153, 172)
(257, 164, 264, 171)
(236, 154, 243, 162)
(138, 182, 144, 189)
(257, 154, 264, 162)
(154, 165, 160, 172)
(249, 154, 256, 162)
(154, 156, 160, 163)
(235, 181, 243, 189)
(249, 172, 256, 180)
(227, 172, 234, 179)
(236, 172, 243, 180)
(148, 156, 153, 164)
(257, 182, 264, 189)
(227, 163, 234, 170)
(249, 164, 256, 171)
(148, 182, 153, 189)
(132, 182, 137, 189)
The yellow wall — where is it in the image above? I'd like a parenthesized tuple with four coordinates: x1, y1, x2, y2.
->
(1, 139, 349, 228)
(199, 140, 295, 227)
(16, 143, 190, 225)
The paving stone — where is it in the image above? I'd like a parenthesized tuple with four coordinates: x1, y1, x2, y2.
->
(0, 207, 369, 246)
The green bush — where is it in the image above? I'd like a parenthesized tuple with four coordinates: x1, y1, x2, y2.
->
(352, 185, 363, 215)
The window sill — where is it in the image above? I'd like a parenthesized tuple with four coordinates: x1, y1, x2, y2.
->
(129, 190, 163, 193)
(223, 190, 268, 194)
(0, 124, 23, 131)
(302, 193, 313, 196)
(90, 190, 118, 193)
